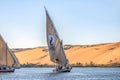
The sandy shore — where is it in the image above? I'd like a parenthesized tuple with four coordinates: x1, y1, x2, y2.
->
(14, 42, 120, 66)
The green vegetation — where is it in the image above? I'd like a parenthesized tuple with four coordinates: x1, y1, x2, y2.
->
(20, 62, 120, 67)
(21, 63, 53, 67)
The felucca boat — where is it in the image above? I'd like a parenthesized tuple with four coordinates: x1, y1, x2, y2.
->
(45, 7, 72, 72)
(0, 35, 20, 72)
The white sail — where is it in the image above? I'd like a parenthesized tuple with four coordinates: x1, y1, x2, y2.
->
(0, 35, 20, 68)
(45, 8, 68, 67)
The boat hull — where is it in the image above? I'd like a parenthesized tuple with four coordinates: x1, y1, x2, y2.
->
(0, 68, 15, 72)
(53, 67, 72, 73)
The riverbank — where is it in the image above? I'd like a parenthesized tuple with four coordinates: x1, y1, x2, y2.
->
(14, 41, 120, 67)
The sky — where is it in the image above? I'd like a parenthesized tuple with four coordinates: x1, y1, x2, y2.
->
(0, 0, 120, 48)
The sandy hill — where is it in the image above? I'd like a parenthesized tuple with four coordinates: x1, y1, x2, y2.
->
(14, 42, 120, 66)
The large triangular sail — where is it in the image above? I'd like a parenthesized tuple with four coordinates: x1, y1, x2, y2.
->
(0, 35, 20, 68)
(45, 8, 68, 67)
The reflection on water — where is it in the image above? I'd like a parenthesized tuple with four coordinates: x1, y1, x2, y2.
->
(0, 67, 120, 80)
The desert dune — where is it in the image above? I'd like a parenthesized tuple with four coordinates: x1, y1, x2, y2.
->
(14, 42, 120, 66)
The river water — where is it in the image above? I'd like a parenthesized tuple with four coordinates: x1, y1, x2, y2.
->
(0, 67, 120, 80)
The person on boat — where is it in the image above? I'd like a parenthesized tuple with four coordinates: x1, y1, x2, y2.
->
(58, 66, 62, 70)
(3, 66, 7, 70)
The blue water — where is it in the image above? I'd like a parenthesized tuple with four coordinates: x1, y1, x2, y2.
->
(0, 67, 120, 80)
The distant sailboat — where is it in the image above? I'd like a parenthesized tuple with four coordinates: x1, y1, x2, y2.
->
(0, 35, 20, 72)
(45, 7, 72, 72)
